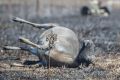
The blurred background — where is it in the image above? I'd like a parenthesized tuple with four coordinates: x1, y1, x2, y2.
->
(0, 0, 120, 20)
(1, 0, 86, 19)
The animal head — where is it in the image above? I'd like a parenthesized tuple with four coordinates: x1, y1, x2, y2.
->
(83, 40, 95, 49)
(83, 40, 95, 62)
(76, 39, 95, 66)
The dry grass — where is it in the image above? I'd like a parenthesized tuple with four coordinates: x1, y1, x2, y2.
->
(0, 52, 120, 80)
(88, 54, 120, 80)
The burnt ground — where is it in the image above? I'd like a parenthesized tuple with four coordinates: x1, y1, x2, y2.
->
(0, 9, 120, 80)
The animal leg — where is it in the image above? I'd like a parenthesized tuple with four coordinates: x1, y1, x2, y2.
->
(12, 17, 56, 29)
(23, 60, 47, 66)
(3, 45, 47, 66)
(3, 45, 42, 56)
(3, 46, 21, 50)
(19, 36, 53, 51)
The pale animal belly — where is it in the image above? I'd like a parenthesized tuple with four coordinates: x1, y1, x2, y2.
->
(40, 27, 80, 61)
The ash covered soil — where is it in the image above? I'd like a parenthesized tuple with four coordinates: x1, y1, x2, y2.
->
(0, 10, 120, 80)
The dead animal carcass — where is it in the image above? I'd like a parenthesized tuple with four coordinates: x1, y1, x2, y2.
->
(81, 0, 111, 17)
(3, 17, 95, 68)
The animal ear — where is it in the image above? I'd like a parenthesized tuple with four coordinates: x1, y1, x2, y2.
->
(84, 41, 88, 46)
(83, 40, 93, 46)
(83, 40, 89, 46)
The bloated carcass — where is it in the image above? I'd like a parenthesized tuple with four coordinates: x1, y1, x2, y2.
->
(3, 17, 95, 67)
